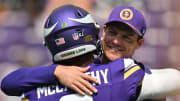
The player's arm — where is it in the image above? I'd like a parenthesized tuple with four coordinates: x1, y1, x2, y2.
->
(1, 65, 57, 96)
(137, 68, 180, 101)
(1, 65, 98, 96)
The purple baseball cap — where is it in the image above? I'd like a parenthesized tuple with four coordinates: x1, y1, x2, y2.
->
(105, 6, 146, 37)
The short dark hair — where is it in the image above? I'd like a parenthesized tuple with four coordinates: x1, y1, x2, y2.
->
(106, 22, 143, 41)
(106, 22, 134, 32)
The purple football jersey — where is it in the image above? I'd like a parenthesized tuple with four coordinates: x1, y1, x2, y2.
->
(22, 58, 145, 101)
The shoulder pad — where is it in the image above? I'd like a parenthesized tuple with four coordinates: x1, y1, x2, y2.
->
(123, 58, 137, 72)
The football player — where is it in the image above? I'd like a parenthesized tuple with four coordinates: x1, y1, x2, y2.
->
(1, 5, 180, 101)
(1, 5, 145, 101)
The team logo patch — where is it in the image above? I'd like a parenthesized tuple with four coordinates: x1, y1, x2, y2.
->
(61, 22, 68, 28)
(85, 35, 93, 42)
(72, 32, 84, 40)
(55, 38, 65, 45)
(120, 9, 133, 20)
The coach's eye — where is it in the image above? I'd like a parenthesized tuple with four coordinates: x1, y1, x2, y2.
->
(123, 35, 133, 43)
(108, 30, 116, 36)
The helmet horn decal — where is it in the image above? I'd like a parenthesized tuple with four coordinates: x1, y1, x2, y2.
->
(44, 21, 59, 37)
(68, 14, 100, 28)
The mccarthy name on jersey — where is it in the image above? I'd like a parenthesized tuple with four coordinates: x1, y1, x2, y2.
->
(22, 58, 145, 101)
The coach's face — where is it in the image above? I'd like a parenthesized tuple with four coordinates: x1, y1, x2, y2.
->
(102, 22, 144, 62)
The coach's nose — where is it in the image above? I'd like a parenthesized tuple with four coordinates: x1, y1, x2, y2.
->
(112, 36, 124, 45)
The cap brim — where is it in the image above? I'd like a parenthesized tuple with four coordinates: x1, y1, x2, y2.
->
(105, 20, 142, 37)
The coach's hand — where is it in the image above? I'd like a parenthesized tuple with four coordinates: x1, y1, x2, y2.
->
(54, 65, 99, 96)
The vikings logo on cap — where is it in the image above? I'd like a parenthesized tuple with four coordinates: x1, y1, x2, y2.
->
(120, 9, 133, 20)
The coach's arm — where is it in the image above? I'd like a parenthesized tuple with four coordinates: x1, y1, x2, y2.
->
(137, 68, 180, 100)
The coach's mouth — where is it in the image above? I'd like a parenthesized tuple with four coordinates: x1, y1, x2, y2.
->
(106, 43, 126, 52)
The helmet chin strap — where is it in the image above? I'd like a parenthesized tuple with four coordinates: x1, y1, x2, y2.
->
(96, 40, 102, 57)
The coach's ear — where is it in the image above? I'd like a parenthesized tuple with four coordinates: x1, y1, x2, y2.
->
(137, 38, 144, 49)
(103, 25, 107, 37)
